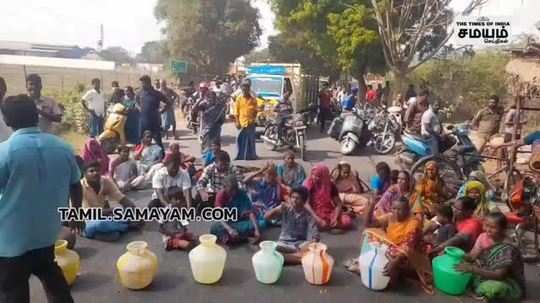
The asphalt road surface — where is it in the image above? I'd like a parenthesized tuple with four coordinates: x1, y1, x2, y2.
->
(30, 121, 540, 303)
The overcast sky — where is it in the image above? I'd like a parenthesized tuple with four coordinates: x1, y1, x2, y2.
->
(0, 0, 537, 55)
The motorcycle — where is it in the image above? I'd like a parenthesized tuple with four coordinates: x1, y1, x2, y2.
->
(327, 108, 371, 155)
(396, 124, 482, 194)
(368, 106, 402, 155)
(261, 113, 308, 160)
(98, 103, 127, 154)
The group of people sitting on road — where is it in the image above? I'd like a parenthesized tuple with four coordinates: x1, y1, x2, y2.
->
(0, 74, 534, 303)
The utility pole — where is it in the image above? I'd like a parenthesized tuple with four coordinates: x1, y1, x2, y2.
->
(97, 24, 104, 52)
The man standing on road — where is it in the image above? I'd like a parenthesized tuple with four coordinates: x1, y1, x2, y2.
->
(421, 99, 442, 155)
(470, 95, 503, 152)
(26, 74, 63, 135)
(136, 75, 170, 154)
(81, 78, 106, 138)
(404, 89, 429, 136)
(234, 80, 259, 160)
(159, 80, 179, 140)
(318, 83, 333, 133)
(0, 94, 83, 303)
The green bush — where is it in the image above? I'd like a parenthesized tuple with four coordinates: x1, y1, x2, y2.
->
(45, 84, 89, 134)
(409, 51, 509, 121)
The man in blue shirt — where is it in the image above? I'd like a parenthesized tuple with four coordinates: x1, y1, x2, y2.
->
(341, 87, 358, 112)
(136, 75, 170, 154)
(0, 95, 83, 303)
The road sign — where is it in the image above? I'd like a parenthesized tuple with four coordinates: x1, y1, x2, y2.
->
(171, 59, 188, 74)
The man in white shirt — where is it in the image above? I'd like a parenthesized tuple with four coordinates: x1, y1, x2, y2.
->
(26, 74, 64, 135)
(81, 78, 106, 138)
(150, 157, 193, 208)
(421, 102, 442, 155)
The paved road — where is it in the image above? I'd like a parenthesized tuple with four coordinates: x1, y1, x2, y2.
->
(30, 120, 539, 303)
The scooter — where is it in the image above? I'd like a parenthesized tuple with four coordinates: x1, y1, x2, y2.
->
(396, 124, 482, 192)
(328, 108, 371, 155)
(98, 103, 127, 153)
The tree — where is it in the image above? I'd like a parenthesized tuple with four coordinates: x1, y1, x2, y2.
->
(369, 0, 489, 94)
(327, 2, 385, 94)
(136, 41, 168, 64)
(155, 0, 261, 75)
(99, 47, 134, 65)
(269, 0, 385, 89)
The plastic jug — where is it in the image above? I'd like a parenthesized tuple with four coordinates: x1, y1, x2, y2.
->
(432, 246, 472, 295)
(116, 241, 158, 289)
(359, 241, 390, 291)
(252, 241, 284, 284)
(301, 242, 334, 285)
(189, 234, 227, 284)
(54, 240, 80, 286)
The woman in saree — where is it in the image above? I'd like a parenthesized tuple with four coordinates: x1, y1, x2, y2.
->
(81, 137, 110, 175)
(134, 130, 163, 177)
(210, 176, 265, 245)
(461, 180, 490, 218)
(363, 196, 434, 294)
(331, 161, 370, 215)
(410, 160, 447, 219)
(304, 164, 353, 231)
(374, 170, 412, 218)
(456, 212, 525, 302)
(123, 86, 141, 145)
(276, 150, 306, 188)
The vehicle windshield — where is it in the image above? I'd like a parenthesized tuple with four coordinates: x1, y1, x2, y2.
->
(249, 77, 283, 98)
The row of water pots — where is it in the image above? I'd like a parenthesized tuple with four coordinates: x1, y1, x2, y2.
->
(54, 234, 335, 289)
(56, 233, 470, 295)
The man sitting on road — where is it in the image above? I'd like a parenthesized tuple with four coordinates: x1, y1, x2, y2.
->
(197, 151, 242, 208)
(81, 161, 142, 242)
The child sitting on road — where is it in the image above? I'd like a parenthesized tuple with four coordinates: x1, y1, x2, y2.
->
(423, 204, 456, 248)
(158, 202, 197, 251)
(265, 186, 319, 265)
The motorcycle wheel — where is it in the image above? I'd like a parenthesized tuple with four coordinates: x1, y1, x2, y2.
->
(373, 133, 396, 155)
(263, 125, 278, 151)
(411, 157, 464, 197)
(340, 136, 357, 155)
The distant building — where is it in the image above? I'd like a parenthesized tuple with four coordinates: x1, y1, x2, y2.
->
(0, 40, 102, 60)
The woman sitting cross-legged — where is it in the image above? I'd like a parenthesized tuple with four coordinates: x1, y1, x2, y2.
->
(331, 161, 370, 215)
(430, 197, 484, 255)
(133, 130, 164, 185)
(303, 164, 353, 231)
(276, 150, 306, 188)
(245, 163, 287, 223)
(81, 161, 143, 241)
(410, 160, 449, 219)
(81, 137, 110, 175)
(459, 180, 490, 218)
(362, 196, 434, 294)
(456, 212, 526, 302)
(210, 176, 266, 245)
(264, 186, 319, 265)
(374, 170, 413, 218)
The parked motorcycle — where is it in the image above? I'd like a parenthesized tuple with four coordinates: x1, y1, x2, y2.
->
(98, 103, 127, 154)
(396, 124, 481, 194)
(261, 113, 308, 160)
(328, 109, 371, 155)
(368, 106, 402, 154)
